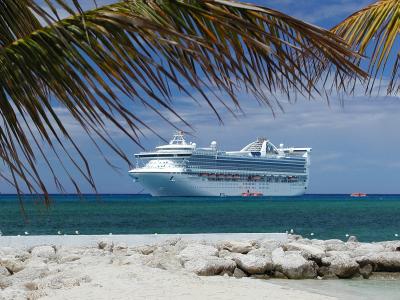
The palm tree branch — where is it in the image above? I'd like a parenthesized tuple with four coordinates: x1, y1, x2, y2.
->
(332, 0, 400, 94)
(0, 0, 365, 202)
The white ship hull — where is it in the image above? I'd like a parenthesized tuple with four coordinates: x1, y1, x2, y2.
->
(131, 172, 307, 197)
(129, 132, 311, 197)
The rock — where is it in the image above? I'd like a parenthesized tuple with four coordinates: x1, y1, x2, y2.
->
(233, 267, 247, 278)
(178, 244, 218, 263)
(233, 254, 273, 274)
(322, 253, 359, 278)
(0, 247, 30, 258)
(162, 237, 182, 247)
(24, 281, 39, 291)
(31, 245, 56, 259)
(220, 241, 253, 254)
(288, 234, 303, 241)
(183, 257, 236, 276)
(218, 249, 238, 259)
(323, 239, 348, 251)
(12, 260, 49, 282)
(359, 252, 400, 272)
(347, 236, 358, 243)
(272, 248, 317, 279)
(285, 242, 325, 264)
(134, 245, 156, 255)
(359, 264, 373, 279)
(0, 258, 25, 274)
(0, 266, 10, 276)
(97, 239, 114, 251)
(113, 243, 128, 251)
(317, 266, 338, 279)
(260, 240, 284, 252)
(247, 248, 272, 257)
(143, 251, 182, 271)
(271, 247, 285, 261)
(0, 275, 12, 289)
(59, 255, 81, 263)
(379, 241, 400, 252)
(351, 243, 385, 257)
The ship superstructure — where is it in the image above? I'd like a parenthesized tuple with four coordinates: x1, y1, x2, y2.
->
(129, 131, 311, 196)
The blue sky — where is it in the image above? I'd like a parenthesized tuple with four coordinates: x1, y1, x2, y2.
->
(2, 0, 399, 195)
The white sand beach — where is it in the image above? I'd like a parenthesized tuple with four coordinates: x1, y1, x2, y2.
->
(1, 233, 399, 300)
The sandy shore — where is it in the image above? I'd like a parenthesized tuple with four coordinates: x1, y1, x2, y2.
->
(40, 257, 333, 300)
(1, 233, 399, 299)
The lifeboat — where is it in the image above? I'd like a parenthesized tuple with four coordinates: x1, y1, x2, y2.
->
(350, 193, 367, 197)
(252, 176, 261, 181)
(241, 192, 263, 197)
(200, 173, 208, 177)
(208, 174, 216, 179)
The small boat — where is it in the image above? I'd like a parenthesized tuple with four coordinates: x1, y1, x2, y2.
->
(350, 192, 367, 197)
(241, 192, 251, 197)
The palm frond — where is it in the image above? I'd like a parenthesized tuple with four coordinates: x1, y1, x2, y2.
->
(0, 0, 365, 203)
(332, 0, 400, 94)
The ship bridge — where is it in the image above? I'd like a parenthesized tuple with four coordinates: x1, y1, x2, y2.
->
(134, 131, 195, 159)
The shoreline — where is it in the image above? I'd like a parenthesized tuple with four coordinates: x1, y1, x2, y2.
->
(1, 233, 399, 299)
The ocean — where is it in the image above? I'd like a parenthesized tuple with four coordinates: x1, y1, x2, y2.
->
(0, 194, 399, 241)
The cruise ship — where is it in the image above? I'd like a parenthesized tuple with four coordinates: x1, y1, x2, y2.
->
(129, 132, 311, 197)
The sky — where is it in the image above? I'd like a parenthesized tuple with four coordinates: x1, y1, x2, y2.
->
(2, 0, 399, 195)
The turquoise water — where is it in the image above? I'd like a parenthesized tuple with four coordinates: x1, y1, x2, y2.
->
(272, 278, 400, 300)
(0, 194, 399, 241)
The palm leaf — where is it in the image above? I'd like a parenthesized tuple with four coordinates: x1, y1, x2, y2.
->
(332, 0, 400, 94)
(0, 0, 365, 204)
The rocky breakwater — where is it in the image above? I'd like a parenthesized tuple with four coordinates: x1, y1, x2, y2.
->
(140, 235, 400, 280)
(1, 235, 400, 298)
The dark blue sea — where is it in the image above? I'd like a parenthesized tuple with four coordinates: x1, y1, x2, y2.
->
(0, 194, 399, 242)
